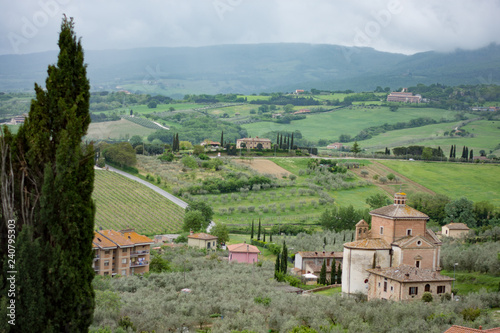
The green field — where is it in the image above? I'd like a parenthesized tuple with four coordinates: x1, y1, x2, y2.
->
(242, 107, 460, 142)
(93, 169, 185, 235)
(441, 270, 500, 294)
(378, 160, 500, 206)
(85, 118, 157, 140)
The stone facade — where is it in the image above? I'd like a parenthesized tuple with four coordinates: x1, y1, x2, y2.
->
(442, 223, 470, 238)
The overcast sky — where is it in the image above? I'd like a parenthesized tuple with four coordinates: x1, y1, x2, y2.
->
(1, 0, 500, 55)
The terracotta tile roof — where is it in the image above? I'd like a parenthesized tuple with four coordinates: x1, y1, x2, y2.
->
(344, 238, 391, 250)
(370, 204, 429, 219)
(188, 232, 218, 240)
(444, 325, 500, 333)
(237, 137, 272, 142)
(297, 251, 343, 259)
(227, 243, 260, 253)
(120, 229, 153, 245)
(425, 229, 441, 244)
(93, 232, 117, 249)
(444, 222, 470, 230)
(98, 229, 135, 247)
(367, 265, 454, 283)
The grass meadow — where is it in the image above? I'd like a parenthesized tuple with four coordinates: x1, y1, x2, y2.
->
(441, 270, 500, 294)
(242, 106, 461, 142)
(378, 160, 500, 206)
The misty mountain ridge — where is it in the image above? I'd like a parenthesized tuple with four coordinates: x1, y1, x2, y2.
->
(1, 43, 499, 96)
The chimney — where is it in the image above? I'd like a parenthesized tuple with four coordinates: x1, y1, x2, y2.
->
(479, 326, 482, 330)
(190, 229, 193, 235)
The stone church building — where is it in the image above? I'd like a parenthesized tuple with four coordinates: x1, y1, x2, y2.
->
(342, 192, 453, 301)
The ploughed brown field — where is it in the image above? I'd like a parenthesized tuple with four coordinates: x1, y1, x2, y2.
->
(233, 158, 292, 177)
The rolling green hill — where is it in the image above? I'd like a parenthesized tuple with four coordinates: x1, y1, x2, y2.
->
(2, 43, 500, 95)
(93, 169, 185, 235)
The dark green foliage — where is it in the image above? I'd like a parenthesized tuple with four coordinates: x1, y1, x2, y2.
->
(182, 210, 206, 232)
(118, 316, 136, 331)
(444, 197, 476, 227)
(337, 263, 342, 284)
(263, 231, 266, 242)
(102, 142, 137, 167)
(366, 194, 391, 209)
(150, 254, 170, 273)
(251, 220, 254, 239)
(280, 241, 288, 274)
(408, 193, 451, 224)
(211, 222, 229, 245)
(422, 292, 433, 302)
(254, 296, 271, 306)
(320, 205, 370, 232)
(257, 218, 261, 241)
(331, 259, 336, 285)
(186, 200, 214, 225)
(319, 260, 327, 285)
(274, 254, 280, 280)
(0, 17, 95, 332)
(461, 308, 481, 322)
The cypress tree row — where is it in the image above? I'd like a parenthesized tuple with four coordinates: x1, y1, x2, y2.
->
(0, 16, 95, 332)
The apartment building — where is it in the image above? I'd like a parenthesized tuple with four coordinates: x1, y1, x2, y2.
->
(92, 229, 153, 276)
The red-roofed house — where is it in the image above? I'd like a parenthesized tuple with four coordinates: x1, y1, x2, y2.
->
(188, 231, 218, 251)
(228, 243, 260, 263)
(444, 325, 500, 333)
(442, 223, 471, 238)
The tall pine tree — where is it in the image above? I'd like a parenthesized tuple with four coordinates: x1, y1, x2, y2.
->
(0, 16, 95, 332)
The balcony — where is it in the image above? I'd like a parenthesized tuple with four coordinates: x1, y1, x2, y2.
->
(130, 250, 150, 257)
(93, 255, 100, 261)
(130, 261, 149, 267)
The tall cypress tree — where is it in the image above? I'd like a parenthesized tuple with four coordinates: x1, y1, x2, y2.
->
(450, 145, 454, 158)
(250, 220, 254, 239)
(276, 133, 279, 147)
(465, 147, 469, 161)
(263, 231, 266, 242)
(257, 218, 261, 241)
(337, 262, 342, 284)
(319, 260, 327, 285)
(453, 145, 457, 158)
(469, 149, 473, 161)
(274, 253, 280, 280)
(220, 131, 224, 146)
(1, 16, 95, 332)
(290, 133, 294, 150)
(331, 260, 336, 285)
(280, 241, 288, 274)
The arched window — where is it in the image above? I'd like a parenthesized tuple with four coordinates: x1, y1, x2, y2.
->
(425, 284, 430, 292)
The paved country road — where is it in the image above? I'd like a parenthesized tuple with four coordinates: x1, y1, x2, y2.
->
(105, 165, 188, 209)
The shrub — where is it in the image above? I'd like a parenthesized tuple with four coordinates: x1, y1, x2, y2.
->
(461, 307, 481, 321)
(361, 170, 369, 177)
(289, 174, 297, 181)
(422, 292, 433, 302)
(373, 174, 379, 180)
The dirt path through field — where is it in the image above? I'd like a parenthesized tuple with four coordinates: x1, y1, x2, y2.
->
(351, 161, 436, 196)
(233, 159, 292, 177)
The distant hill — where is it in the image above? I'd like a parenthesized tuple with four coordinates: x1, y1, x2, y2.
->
(1, 43, 499, 96)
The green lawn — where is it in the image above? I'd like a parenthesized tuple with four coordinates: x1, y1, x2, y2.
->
(241, 107, 460, 142)
(378, 160, 500, 206)
(314, 286, 342, 295)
